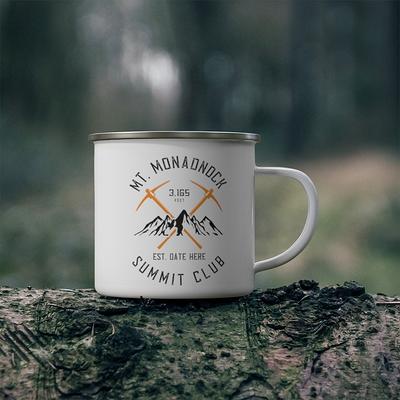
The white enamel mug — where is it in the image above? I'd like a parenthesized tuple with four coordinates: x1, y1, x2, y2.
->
(89, 131, 318, 299)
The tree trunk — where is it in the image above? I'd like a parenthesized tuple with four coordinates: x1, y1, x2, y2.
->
(0, 281, 399, 399)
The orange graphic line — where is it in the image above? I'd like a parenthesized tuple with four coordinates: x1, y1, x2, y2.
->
(157, 228, 202, 250)
(137, 180, 206, 250)
(157, 228, 176, 250)
(183, 228, 202, 249)
(190, 179, 208, 192)
(190, 180, 222, 214)
(145, 189, 173, 218)
(190, 192, 210, 215)
(136, 180, 170, 212)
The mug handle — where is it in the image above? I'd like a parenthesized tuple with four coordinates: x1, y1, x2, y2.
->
(254, 166, 318, 273)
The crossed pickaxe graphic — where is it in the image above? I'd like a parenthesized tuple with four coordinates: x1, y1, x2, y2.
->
(136, 180, 222, 250)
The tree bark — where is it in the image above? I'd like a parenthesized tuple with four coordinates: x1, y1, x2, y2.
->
(0, 281, 399, 399)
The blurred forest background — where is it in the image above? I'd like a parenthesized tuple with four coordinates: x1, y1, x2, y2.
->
(0, 0, 399, 294)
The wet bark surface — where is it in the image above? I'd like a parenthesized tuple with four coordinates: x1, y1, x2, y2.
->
(0, 281, 399, 399)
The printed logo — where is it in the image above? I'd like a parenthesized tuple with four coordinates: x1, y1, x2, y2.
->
(129, 155, 227, 286)
(135, 180, 222, 250)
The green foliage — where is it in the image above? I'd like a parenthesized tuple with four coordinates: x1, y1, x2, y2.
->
(255, 153, 400, 295)
(0, 1, 399, 293)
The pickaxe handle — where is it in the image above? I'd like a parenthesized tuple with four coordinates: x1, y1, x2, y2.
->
(190, 190, 212, 215)
(146, 190, 173, 218)
(157, 229, 176, 250)
(157, 228, 202, 250)
(183, 228, 202, 249)
(190, 194, 209, 215)
(137, 182, 204, 251)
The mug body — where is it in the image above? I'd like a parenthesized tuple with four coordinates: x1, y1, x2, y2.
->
(93, 134, 257, 298)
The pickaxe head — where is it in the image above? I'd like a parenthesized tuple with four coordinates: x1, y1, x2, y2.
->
(191, 180, 222, 211)
(136, 180, 170, 211)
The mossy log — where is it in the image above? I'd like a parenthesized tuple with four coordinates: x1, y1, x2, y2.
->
(0, 281, 399, 399)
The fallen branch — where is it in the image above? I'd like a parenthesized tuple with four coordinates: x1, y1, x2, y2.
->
(0, 281, 399, 399)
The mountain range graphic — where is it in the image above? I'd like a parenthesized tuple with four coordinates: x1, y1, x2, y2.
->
(135, 209, 223, 237)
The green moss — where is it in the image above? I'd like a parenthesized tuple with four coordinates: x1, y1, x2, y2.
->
(0, 283, 399, 399)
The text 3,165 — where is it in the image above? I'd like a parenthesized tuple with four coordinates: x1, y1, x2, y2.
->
(169, 188, 190, 197)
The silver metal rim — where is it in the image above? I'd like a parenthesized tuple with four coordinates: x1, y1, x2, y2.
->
(88, 131, 261, 143)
